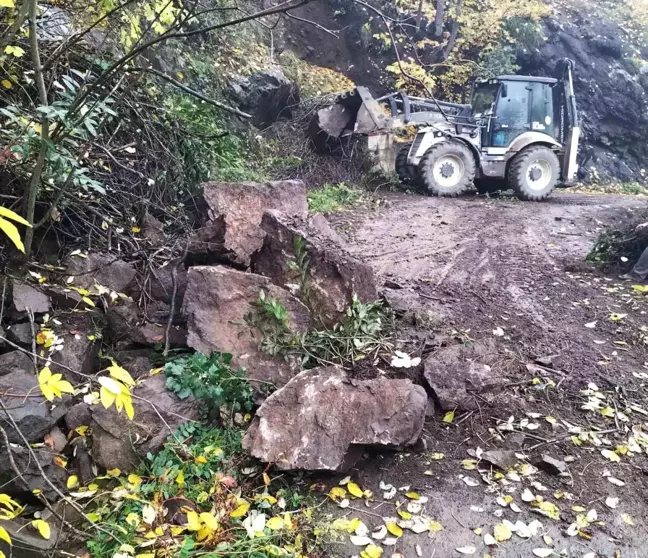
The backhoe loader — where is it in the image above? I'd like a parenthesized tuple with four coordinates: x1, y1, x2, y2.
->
(325, 59, 580, 201)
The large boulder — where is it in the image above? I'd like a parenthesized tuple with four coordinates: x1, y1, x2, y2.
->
(251, 211, 377, 327)
(106, 299, 186, 347)
(49, 313, 103, 383)
(183, 266, 310, 387)
(0, 518, 62, 557)
(0, 444, 68, 500)
(308, 103, 352, 153)
(65, 374, 200, 473)
(230, 68, 300, 128)
(12, 281, 51, 313)
(423, 339, 508, 411)
(189, 180, 308, 267)
(0, 351, 66, 444)
(243, 366, 427, 471)
(64, 252, 138, 293)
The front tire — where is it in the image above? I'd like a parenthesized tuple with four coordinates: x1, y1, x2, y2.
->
(418, 141, 476, 197)
(395, 143, 418, 187)
(507, 146, 560, 201)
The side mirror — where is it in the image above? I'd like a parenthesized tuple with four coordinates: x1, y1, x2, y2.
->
(501, 84, 508, 98)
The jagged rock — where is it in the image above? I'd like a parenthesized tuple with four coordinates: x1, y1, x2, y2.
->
(50, 313, 103, 383)
(0, 444, 68, 500)
(423, 340, 508, 411)
(142, 213, 166, 245)
(481, 450, 518, 471)
(183, 266, 310, 387)
(243, 366, 427, 471)
(46, 426, 67, 453)
(12, 281, 51, 313)
(251, 211, 377, 327)
(65, 374, 200, 473)
(41, 284, 84, 309)
(0, 352, 66, 444)
(189, 180, 308, 267)
(0, 518, 62, 557)
(230, 68, 300, 127)
(65, 252, 137, 293)
(535, 454, 568, 476)
(308, 214, 348, 248)
(308, 103, 352, 152)
(6, 322, 33, 345)
(106, 300, 186, 347)
(110, 348, 153, 379)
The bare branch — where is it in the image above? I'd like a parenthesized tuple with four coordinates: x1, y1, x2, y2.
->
(284, 12, 340, 38)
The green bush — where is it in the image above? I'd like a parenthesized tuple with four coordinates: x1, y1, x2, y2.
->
(307, 183, 363, 214)
(165, 352, 254, 417)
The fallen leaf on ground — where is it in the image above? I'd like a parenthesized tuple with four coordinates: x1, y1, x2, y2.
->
(532, 550, 553, 557)
(601, 449, 621, 463)
(455, 546, 476, 555)
(493, 523, 512, 542)
(442, 411, 455, 423)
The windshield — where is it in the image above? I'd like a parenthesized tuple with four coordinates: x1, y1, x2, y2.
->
(471, 83, 500, 115)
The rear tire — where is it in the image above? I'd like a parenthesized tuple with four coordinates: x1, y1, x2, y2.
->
(395, 143, 418, 186)
(507, 146, 560, 201)
(418, 141, 476, 197)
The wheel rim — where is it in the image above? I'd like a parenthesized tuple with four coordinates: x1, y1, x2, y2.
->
(526, 158, 552, 191)
(432, 154, 465, 189)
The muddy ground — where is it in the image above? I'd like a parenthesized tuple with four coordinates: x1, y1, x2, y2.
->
(319, 192, 648, 557)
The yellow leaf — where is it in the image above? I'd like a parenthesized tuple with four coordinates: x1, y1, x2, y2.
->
(230, 501, 250, 518)
(131, 226, 141, 233)
(31, 519, 50, 540)
(442, 410, 455, 423)
(386, 521, 403, 537)
(429, 520, 444, 532)
(461, 459, 477, 470)
(328, 486, 347, 500)
(176, 469, 184, 486)
(397, 510, 412, 520)
(99, 385, 116, 409)
(405, 491, 421, 500)
(106, 468, 120, 477)
(0, 0, 16, 8)
(428, 452, 445, 460)
(263, 472, 271, 486)
(128, 474, 142, 486)
(0, 80, 11, 89)
(0, 526, 10, 545)
(81, 296, 95, 307)
(38, 367, 74, 401)
(493, 523, 512, 542)
(185, 510, 200, 531)
(601, 449, 621, 463)
(195, 456, 207, 464)
(361, 544, 383, 558)
(533, 500, 560, 520)
(107, 363, 135, 386)
(125, 512, 139, 526)
(545, 416, 557, 424)
(199, 512, 219, 530)
(66, 475, 78, 489)
(621, 513, 634, 525)
(347, 481, 363, 498)
(0, 216, 25, 252)
(266, 516, 284, 530)
(0, 206, 30, 226)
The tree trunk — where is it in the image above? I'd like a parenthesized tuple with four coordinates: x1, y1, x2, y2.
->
(434, 0, 445, 38)
(442, 0, 463, 60)
(416, 0, 424, 30)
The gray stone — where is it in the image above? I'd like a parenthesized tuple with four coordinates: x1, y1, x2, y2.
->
(535, 454, 568, 476)
(65, 252, 137, 293)
(183, 266, 310, 387)
(106, 300, 186, 347)
(189, 180, 308, 267)
(251, 211, 378, 327)
(243, 366, 427, 471)
(143, 213, 166, 245)
(49, 313, 103, 383)
(0, 350, 34, 377)
(6, 322, 34, 345)
(65, 374, 200, 473)
(0, 518, 62, 558)
(423, 340, 508, 411)
(481, 450, 519, 471)
(12, 282, 51, 313)
(0, 444, 68, 500)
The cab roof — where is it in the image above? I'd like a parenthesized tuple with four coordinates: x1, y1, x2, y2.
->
(496, 75, 558, 84)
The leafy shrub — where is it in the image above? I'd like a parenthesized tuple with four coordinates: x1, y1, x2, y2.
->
(165, 352, 254, 417)
(502, 15, 545, 51)
(307, 183, 363, 214)
(587, 212, 648, 269)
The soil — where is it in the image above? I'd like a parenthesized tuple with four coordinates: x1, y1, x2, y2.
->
(320, 192, 648, 558)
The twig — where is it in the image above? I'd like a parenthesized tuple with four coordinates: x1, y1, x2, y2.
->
(163, 240, 189, 358)
(284, 12, 339, 37)
(0, 397, 123, 545)
(27, 307, 38, 374)
(0, 276, 6, 325)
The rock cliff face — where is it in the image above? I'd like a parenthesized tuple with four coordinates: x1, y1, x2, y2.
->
(282, 0, 648, 182)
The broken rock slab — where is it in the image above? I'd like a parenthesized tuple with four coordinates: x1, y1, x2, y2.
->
(423, 339, 508, 412)
(0, 444, 68, 500)
(65, 374, 200, 473)
(65, 252, 138, 293)
(49, 312, 103, 383)
(189, 180, 308, 267)
(243, 366, 427, 471)
(106, 299, 186, 347)
(183, 266, 310, 387)
(252, 211, 378, 327)
(12, 281, 51, 313)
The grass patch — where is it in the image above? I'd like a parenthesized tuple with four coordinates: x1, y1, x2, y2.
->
(307, 183, 363, 214)
(572, 182, 648, 197)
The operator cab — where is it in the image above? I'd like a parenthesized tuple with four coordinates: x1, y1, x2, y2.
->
(471, 76, 559, 149)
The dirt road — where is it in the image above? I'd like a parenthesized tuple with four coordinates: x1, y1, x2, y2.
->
(324, 192, 648, 558)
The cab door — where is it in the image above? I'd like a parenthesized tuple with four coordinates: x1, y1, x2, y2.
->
(489, 81, 530, 148)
